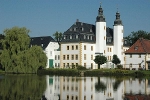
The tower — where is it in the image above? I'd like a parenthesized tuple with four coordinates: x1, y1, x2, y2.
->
(95, 3, 106, 55)
(113, 10, 123, 63)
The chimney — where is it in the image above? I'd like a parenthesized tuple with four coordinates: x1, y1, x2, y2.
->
(76, 19, 79, 22)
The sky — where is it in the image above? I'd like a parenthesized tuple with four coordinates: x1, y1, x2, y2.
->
(0, 0, 150, 37)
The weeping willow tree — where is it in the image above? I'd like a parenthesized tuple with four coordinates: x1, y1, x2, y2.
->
(0, 27, 47, 73)
(0, 74, 46, 100)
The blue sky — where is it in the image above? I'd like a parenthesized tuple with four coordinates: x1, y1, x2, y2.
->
(0, 0, 150, 37)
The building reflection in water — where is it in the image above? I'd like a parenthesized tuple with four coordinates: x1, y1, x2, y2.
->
(43, 75, 150, 100)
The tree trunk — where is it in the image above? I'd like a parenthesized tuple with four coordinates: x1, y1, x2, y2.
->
(98, 64, 100, 69)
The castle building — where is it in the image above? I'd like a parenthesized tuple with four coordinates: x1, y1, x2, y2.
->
(60, 4, 129, 69)
(30, 4, 129, 69)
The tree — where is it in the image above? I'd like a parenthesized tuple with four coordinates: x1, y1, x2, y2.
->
(95, 77, 106, 92)
(94, 55, 107, 69)
(112, 55, 121, 66)
(125, 30, 150, 46)
(0, 27, 47, 73)
(53, 31, 62, 45)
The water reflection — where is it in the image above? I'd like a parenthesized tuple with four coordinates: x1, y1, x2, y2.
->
(43, 76, 150, 100)
(0, 74, 46, 100)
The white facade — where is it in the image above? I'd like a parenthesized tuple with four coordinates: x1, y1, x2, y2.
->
(113, 25, 124, 64)
(125, 54, 146, 70)
(44, 42, 59, 68)
(60, 43, 96, 69)
(95, 22, 106, 55)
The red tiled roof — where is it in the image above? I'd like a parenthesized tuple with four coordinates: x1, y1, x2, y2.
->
(125, 38, 150, 54)
(124, 94, 150, 100)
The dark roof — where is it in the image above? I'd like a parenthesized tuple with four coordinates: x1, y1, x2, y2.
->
(61, 20, 128, 46)
(61, 21, 96, 43)
(125, 38, 150, 54)
(30, 36, 55, 50)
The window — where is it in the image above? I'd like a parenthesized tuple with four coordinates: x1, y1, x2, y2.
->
(91, 95, 93, 99)
(76, 35, 78, 39)
(58, 55, 60, 60)
(110, 48, 112, 52)
(67, 46, 69, 50)
(84, 45, 86, 50)
(110, 56, 112, 60)
(139, 63, 141, 68)
(91, 55, 93, 60)
(104, 36, 105, 40)
(63, 55, 65, 60)
(84, 96, 86, 100)
(90, 36, 92, 40)
(108, 47, 109, 52)
(104, 50, 105, 54)
(130, 54, 132, 58)
(76, 55, 78, 60)
(72, 55, 74, 60)
(72, 45, 74, 50)
(91, 63, 93, 69)
(84, 54, 86, 60)
(67, 63, 69, 67)
(55, 63, 57, 67)
(63, 63, 65, 67)
(67, 55, 69, 60)
(91, 46, 93, 51)
(76, 45, 78, 50)
(84, 63, 86, 67)
(139, 54, 141, 58)
(50, 51, 52, 56)
(55, 55, 57, 60)
(104, 26, 106, 30)
(70, 35, 72, 39)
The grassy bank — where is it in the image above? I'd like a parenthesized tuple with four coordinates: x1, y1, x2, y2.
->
(37, 68, 150, 77)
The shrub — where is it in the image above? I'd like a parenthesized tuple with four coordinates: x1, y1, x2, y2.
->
(117, 65, 123, 69)
(76, 65, 86, 70)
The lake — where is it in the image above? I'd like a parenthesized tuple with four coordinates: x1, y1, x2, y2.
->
(0, 75, 150, 100)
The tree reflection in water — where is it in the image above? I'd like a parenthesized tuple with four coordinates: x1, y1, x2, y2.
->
(113, 78, 123, 91)
(0, 74, 46, 100)
(95, 77, 106, 92)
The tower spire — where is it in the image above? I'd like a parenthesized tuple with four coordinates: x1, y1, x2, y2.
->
(114, 9, 122, 25)
(96, 2, 105, 22)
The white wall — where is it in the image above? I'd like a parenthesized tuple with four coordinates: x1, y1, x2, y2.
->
(45, 42, 59, 68)
(125, 54, 145, 70)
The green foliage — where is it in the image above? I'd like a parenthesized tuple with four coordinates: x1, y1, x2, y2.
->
(76, 65, 86, 70)
(125, 30, 150, 45)
(94, 55, 107, 69)
(117, 65, 123, 69)
(53, 31, 62, 45)
(0, 74, 46, 100)
(0, 27, 47, 73)
(112, 55, 121, 65)
(95, 77, 106, 92)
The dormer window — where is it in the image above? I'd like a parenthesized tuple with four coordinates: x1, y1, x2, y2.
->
(81, 22, 83, 26)
(41, 44, 43, 47)
(74, 28, 76, 31)
(87, 35, 89, 39)
(90, 36, 92, 40)
(134, 46, 138, 50)
(82, 27, 84, 31)
(84, 35, 86, 39)
(76, 35, 78, 39)
(90, 29, 92, 32)
(70, 28, 72, 31)
(64, 35, 66, 39)
(70, 35, 72, 39)
(124, 40, 127, 44)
